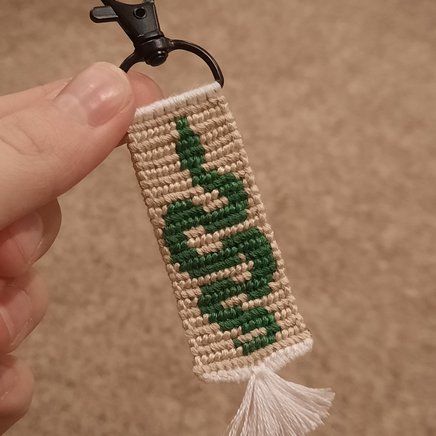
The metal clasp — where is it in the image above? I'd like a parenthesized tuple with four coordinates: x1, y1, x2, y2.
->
(90, 0, 224, 86)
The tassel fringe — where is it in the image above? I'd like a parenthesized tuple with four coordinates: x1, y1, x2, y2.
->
(227, 366, 334, 436)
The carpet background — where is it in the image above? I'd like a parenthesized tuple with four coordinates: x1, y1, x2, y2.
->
(1, 0, 435, 435)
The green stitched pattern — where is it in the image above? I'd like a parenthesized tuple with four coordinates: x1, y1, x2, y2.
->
(163, 117, 282, 356)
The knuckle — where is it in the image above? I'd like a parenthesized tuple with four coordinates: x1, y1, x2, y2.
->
(0, 108, 56, 157)
(0, 358, 34, 421)
(0, 273, 48, 353)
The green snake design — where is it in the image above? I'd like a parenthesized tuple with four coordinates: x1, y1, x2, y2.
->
(163, 117, 282, 355)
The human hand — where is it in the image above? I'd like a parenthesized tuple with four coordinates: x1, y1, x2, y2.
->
(0, 62, 162, 433)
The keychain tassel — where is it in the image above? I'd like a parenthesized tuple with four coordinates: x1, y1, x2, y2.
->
(201, 338, 334, 435)
(228, 367, 334, 436)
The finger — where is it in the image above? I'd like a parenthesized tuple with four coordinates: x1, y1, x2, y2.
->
(0, 201, 61, 278)
(128, 71, 163, 107)
(0, 273, 48, 353)
(0, 71, 162, 119)
(0, 79, 70, 119)
(0, 356, 34, 435)
(1, 72, 162, 149)
(115, 71, 164, 147)
(0, 62, 159, 229)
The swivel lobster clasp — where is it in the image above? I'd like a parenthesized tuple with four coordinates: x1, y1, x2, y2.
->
(90, 0, 224, 86)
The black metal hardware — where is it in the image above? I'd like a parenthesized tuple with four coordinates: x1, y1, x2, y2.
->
(90, 0, 224, 86)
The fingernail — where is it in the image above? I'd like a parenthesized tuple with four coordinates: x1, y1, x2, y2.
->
(11, 212, 44, 264)
(54, 62, 133, 126)
(0, 285, 32, 345)
(0, 360, 18, 400)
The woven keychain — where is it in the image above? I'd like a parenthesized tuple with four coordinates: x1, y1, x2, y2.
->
(91, 2, 334, 434)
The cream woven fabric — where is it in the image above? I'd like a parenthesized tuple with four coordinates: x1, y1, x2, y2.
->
(127, 83, 311, 382)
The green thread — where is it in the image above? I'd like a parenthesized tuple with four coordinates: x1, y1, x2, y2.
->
(163, 117, 282, 356)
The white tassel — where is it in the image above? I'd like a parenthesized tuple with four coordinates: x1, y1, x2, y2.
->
(227, 366, 334, 436)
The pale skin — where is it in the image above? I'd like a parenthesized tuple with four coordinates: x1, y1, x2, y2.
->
(0, 62, 162, 433)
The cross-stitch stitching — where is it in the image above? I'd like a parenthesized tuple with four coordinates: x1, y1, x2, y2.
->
(127, 83, 312, 379)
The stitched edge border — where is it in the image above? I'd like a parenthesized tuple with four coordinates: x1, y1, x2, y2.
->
(133, 82, 221, 122)
(200, 338, 313, 383)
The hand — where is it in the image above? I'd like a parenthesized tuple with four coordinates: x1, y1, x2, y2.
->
(0, 62, 162, 433)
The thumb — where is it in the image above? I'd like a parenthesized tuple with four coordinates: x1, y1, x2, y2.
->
(0, 62, 153, 229)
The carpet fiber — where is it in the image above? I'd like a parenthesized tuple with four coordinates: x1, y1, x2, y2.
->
(1, 1, 435, 435)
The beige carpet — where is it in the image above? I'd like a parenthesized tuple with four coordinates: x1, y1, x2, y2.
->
(2, 0, 435, 435)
